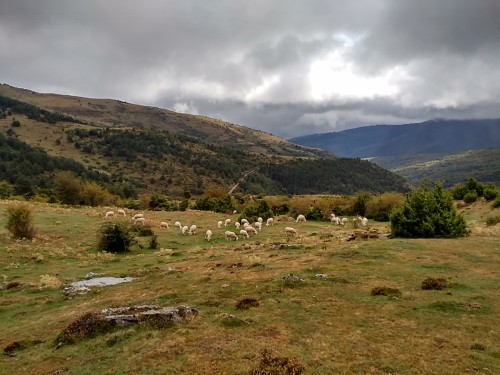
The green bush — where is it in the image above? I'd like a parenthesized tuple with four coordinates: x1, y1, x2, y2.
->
(240, 200, 274, 223)
(463, 190, 478, 204)
(5, 204, 36, 239)
(492, 195, 500, 208)
(97, 222, 135, 253)
(390, 182, 468, 238)
(483, 187, 498, 201)
(304, 207, 324, 221)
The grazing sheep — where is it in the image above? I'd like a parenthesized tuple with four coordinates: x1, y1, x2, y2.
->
(132, 213, 144, 220)
(288, 217, 295, 221)
(181, 225, 189, 235)
(117, 209, 126, 217)
(245, 226, 257, 236)
(241, 219, 249, 225)
(285, 227, 298, 237)
(239, 229, 249, 239)
(257, 217, 263, 224)
(331, 217, 341, 225)
(296, 214, 306, 223)
(361, 217, 368, 226)
(105, 211, 115, 218)
(266, 218, 274, 226)
(341, 218, 348, 226)
(224, 218, 231, 227)
(134, 217, 146, 225)
(235, 222, 241, 229)
(175, 221, 182, 229)
(224, 231, 238, 241)
(189, 224, 197, 235)
(217, 220, 223, 229)
(205, 229, 213, 241)
(160, 221, 169, 229)
(255, 221, 262, 231)
(330, 213, 336, 219)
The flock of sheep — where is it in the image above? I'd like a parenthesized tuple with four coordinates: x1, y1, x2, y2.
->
(103, 209, 368, 242)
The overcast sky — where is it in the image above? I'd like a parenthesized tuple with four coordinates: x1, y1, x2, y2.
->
(1, 0, 499, 138)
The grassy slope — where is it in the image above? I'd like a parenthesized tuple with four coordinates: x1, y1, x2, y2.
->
(0, 200, 499, 374)
(372, 148, 500, 187)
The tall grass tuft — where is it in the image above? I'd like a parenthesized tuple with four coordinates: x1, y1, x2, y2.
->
(5, 204, 36, 239)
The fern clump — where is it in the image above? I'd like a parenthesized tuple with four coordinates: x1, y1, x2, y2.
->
(390, 182, 468, 238)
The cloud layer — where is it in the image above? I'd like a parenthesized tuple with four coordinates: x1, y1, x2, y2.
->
(1, 0, 499, 138)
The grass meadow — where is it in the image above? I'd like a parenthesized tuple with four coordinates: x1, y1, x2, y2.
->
(0, 200, 499, 374)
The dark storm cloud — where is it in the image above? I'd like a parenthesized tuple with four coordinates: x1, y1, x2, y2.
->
(1, 0, 499, 138)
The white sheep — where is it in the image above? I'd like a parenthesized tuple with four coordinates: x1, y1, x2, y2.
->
(217, 220, 223, 229)
(245, 226, 258, 236)
(132, 213, 144, 220)
(117, 209, 126, 217)
(160, 221, 169, 229)
(175, 221, 182, 229)
(239, 229, 249, 239)
(266, 218, 274, 226)
(224, 218, 231, 227)
(296, 214, 306, 223)
(241, 219, 249, 225)
(189, 224, 197, 235)
(331, 217, 341, 225)
(341, 218, 348, 226)
(257, 217, 263, 224)
(181, 225, 189, 235)
(205, 229, 213, 241)
(285, 227, 298, 237)
(361, 217, 368, 226)
(235, 222, 241, 229)
(134, 217, 146, 225)
(224, 231, 238, 241)
(105, 211, 115, 218)
(255, 221, 262, 231)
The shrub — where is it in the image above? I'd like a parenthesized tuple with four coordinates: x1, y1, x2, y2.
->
(483, 187, 498, 201)
(421, 277, 448, 290)
(485, 215, 500, 226)
(463, 191, 478, 204)
(97, 222, 135, 253)
(304, 207, 323, 221)
(493, 195, 500, 208)
(5, 204, 36, 239)
(240, 200, 274, 223)
(148, 234, 159, 250)
(390, 181, 468, 238)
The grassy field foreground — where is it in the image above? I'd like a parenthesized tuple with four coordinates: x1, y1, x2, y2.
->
(0, 201, 499, 374)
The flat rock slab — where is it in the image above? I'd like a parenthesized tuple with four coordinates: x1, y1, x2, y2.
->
(63, 277, 134, 296)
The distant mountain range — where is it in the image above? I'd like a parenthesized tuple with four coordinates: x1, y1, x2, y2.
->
(289, 119, 500, 157)
(290, 119, 500, 186)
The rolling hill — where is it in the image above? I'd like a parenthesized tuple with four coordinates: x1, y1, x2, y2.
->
(0, 84, 409, 198)
(290, 119, 500, 186)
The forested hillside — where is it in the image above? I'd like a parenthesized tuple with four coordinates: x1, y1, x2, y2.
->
(0, 85, 411, 199)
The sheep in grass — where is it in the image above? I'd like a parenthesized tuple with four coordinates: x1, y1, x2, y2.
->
(257, 217, 263, 224)
(361, 217, 368, 226)
(181, 225, 189, 235)
(266, 218, 274, 226)
(285, 227, 298, 237)
(117, 209, 126, 217)
(132, 213, 144, 220)
(105, 211, 115, 219)
(217, 220, 223, 229)
(241, 219, 249, 226)
(160, 221, 169, 229)
(239, 229, 249, 239)
(331, 216, 341, 225)
(296, 214, 306, 223)
(255, 221, 262, 231)
(224, 218, 231, 227)
(175, 221, 182, 230)
(341, 217, 348, 226)
(188, 224, 197, 235)
(235, 222, 241, 229)
(225, 231, 238, 241)
(205, 229, 213, 241)
(245, 226, 257, 236)
(134, 217, 146, 225)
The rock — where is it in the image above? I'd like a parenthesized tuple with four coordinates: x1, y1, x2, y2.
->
(63, 276, 134, 296)
(315, 274, 328, 279)
(281, 274, 304, 283)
